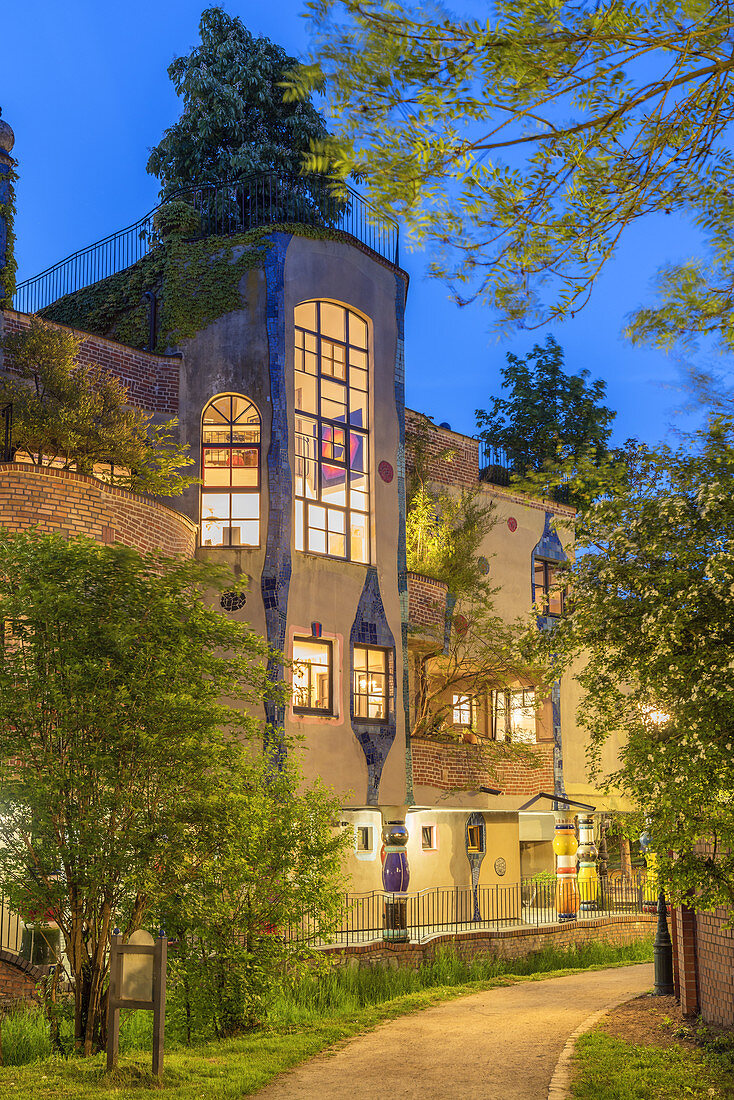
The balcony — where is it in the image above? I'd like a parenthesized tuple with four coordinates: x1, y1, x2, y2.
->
(13, 174, 400, 315)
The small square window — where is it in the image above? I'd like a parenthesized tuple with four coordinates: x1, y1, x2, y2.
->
(467, 824, 484, 853)
(292, 638, 333, 714)
(421, 826, 436, 851)
(356, 825, 372, 852)
(452, 693, 477, 728)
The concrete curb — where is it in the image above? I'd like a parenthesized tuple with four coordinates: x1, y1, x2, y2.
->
(547, 988, 650, 1100)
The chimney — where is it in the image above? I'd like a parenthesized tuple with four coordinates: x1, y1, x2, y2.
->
(0, 110, 17, 309)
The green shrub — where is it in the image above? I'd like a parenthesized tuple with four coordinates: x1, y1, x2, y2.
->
(0, 1006, 51, 1066)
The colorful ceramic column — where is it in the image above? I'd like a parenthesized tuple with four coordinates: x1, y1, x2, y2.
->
(576, 813, 599, 913)
(0, 112, 16, 306)
(553, 811, 579, 921)
(382, 820, 409, 941)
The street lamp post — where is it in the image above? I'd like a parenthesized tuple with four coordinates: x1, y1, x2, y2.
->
(639, 822, 674, 995)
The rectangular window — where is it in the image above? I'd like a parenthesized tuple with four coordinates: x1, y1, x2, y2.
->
(356, 826, 372, 852)
(467, 825, 484, 853)
(295, 301, 370, 564)
(421, 825, 436, 851)
(534, 558, 566, 616)
(292, 638, 333, 714)
(452, 693, 478, 728)
(492, 688, 536, 743)
(353, 645, 389, 721)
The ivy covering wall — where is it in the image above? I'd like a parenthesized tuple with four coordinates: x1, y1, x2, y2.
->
(0, 164, 18, 310)
(39, 223, 360, 352)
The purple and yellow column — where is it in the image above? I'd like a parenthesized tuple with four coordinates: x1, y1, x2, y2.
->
(382, 821, 409, 941)
(553, 812, 579, 921)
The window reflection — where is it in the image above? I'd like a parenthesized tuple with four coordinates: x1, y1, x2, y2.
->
(201, 395, 260, 547)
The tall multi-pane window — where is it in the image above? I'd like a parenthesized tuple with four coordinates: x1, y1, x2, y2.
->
(533, 558, 566, 616)
(201, 395, 260, 547)
(492, 688, 536, 743)
(353, 646, 389, 720)
(294, 300, 370, 563)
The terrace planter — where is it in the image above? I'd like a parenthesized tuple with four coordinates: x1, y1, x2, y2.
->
(406, 572, 449, 645)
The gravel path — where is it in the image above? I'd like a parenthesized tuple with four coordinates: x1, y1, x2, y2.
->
(254, 962, 652, 1100)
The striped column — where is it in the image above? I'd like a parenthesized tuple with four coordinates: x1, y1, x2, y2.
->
(577, 813, 599, 913)
(553, 812, 579, 921)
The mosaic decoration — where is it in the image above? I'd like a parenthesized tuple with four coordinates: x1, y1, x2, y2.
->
(478, 555, 490, 575)
(454, 614, 469, 637)
(494, 856, 507, 877)
(443, 592, 456, 655)
(350, 567, 397, 805)
(507, 517, 518, 533)
(465, 811, 487, 922)
(220, 590, 247, 612)
(532, 511, 569, 796)
(260, 233, 293, 762)
(378, 460, 394, 483)
(382, 821, 410, 892)
(393, 272, 414, 804)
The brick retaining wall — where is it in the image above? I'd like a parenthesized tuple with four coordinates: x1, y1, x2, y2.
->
(0, 950, 43, 1003)
(2, 310, 179, 416)
(411, 736, 554, 796)
(407, 572, 448, 633)
(0, 463, 197, 556)
(321, 913, 655, 968)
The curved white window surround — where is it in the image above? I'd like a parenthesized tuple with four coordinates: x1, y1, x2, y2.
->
(200, 394, 261, 548)
(294, 300, 370, 563)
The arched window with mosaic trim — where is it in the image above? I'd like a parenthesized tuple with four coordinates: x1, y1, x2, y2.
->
(294, 300, 370, 563)
(200, 394, 261, 547)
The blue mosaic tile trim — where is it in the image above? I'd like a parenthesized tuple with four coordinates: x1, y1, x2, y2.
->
(465, 812, 487, 921)
(443, 593, 457, 655)
(532, 511, 568, 797)
(350, 567, 397, 806)
(261, 232, 293, 761)
(393, 273, 413, 805)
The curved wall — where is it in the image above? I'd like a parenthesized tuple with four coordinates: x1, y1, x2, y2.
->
(0, 464, 197, 556)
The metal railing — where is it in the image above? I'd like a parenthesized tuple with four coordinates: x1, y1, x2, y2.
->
(285, 875, 649, 948)
(13, 174, 400, 315)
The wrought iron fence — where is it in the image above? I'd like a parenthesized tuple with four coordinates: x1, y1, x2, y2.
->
(285, 875, 649, 948)
(13, 175, 400, 315)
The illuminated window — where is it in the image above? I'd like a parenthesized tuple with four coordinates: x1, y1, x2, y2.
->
(422, 825, 436, 851)
(292, 638, 333, 714)
(492, 688, 536, 743)
(353, 646, 389, 720)
(356, 826, 372, 852)
(452, 693, 478, 728)
(467, 824, 484, 853)
(294, 300, 370, 563)
(201, 395, 261, 547)
(534, 558, 566, 616)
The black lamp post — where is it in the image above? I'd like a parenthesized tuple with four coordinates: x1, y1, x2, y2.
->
(640, 821, 674, 995)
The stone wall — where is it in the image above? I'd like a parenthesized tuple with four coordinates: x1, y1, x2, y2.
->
(0, 951, 42, 1004)
(0, 463, 197, 556)
(2, 310, 179, 416)
(321, 913, 655, 968)
(407, 572, 448, 632)
(411, 736, 554, 796)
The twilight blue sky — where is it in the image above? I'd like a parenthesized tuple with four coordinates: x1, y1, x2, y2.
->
(3, 0, 714, 445)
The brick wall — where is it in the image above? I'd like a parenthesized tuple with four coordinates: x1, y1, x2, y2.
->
(407, 572, 448, 631)
(405, 408, 480, 489)
(0, 463, 197, 556)
(411, 736, 554, 795)
(2, 310, 180, 415)
(0, 951, 42, 1004)
(321, 913, 655, 969)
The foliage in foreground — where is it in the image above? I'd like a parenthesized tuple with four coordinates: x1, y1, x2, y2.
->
(291, 0, 734, 354)
(0, 531, 346, 1057)
(0, 318, 194, 495)
(529, 415, 734, 909)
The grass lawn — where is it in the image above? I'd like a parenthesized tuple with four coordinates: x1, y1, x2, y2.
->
(0, 940, 653, 1098)
(571, 993, 734, 1099)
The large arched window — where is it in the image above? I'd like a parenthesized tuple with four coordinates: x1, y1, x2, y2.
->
(201, 394, 260, 547)
(294, 300, 370, 563)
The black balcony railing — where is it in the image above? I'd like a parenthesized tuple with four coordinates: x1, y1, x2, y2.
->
(13, 174, 400, 315)
(284, 874, 649, 948)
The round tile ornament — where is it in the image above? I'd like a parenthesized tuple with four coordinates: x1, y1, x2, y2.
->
(378, 460, 394, 483)
(478, 556, 490, 575)
(507, 516, 518, 533)
(494, 856, 507, 877)
(454, 614, 469, 636)
(220, 590, 247, 612)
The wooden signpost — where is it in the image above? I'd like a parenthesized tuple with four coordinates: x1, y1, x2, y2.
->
(107, 929, 167, 1075)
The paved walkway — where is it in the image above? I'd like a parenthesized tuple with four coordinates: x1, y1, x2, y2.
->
(254, 963, 652, 1100)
